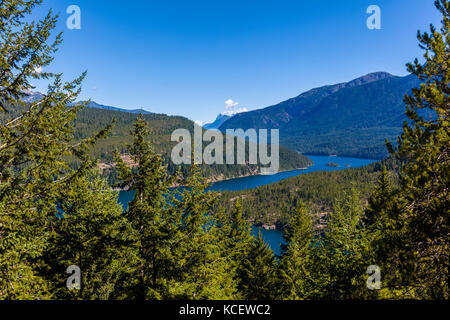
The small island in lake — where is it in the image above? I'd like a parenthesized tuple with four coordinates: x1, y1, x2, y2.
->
(326, 162, 340, 167)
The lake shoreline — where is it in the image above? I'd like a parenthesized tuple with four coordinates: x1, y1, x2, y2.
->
(205, 166, 310, 184)
(112, 165, 312, 191)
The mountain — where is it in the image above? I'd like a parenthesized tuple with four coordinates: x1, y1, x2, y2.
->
(22, 90, 45, 103)
(72, 107, 312, 183)
(85, 101, 152, 114)
(219, 72, 422, 159)
(2, 99, 312, 184)
(23, 91, 152, 114)
(203, 113, 232, 130)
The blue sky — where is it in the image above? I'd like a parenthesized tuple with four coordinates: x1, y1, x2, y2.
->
(32, 0, 441, 123)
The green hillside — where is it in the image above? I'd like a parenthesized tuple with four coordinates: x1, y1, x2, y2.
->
(1, 103, 312, 183)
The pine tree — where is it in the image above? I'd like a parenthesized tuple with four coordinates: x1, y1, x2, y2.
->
(364, 166, 394, 227)
(215, 199, 279, 299)
(114, 117, 242, 299)
(0, 0, 60, 113)
(309, 188, 373, 299)
(363, 167, 407, 298)
(0, 0, 63, 298)
(41, 172, 137, 300)
(168, 163, 236, 299)
(227, 199, 254, 262)
(384, 0, 449, 299)
(279, 202, 314, 299)
(238, 232, 279, 300)
(214, 199, 254, 299)
(0, 1, 116, 299)
(114, 114, 178, 299)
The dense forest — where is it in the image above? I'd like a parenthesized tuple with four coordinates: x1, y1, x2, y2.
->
(0, 0, 448, 301)
(213, 158, 399, 227)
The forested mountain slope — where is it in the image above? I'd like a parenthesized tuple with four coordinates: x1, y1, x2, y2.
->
(220, 72, 422, 159)
(1, 102, 312, 183)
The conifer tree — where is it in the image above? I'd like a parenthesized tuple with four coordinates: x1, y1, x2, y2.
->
(383, 0, 449, 298)
(238, 232, 279, 300)
(213, 199, 254, 299)
(114, 114, 178, 299)
(0, 0, 120, 300)
(309, 188, 372, 299)
(0, 0, 64, 298)
(115, 122, 238, 299)
(41, 173, 137, 300)
(363, 167, 407, 297)
(0, 0, 60, 113)
(364, 166, 394, 228)
(227, 199, 254, 262)
(279, 202, 314, 299)
(216, 199, 279, 300)
(168, 163, 236, 299)
(0, 1, 113, 298)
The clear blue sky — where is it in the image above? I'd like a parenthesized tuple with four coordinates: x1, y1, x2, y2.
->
(32, 0, 441, 123)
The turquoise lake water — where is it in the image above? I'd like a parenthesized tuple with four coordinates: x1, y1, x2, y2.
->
(118, 155, 377, 256)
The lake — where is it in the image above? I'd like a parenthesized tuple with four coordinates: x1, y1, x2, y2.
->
(207, 155, 377, 192)
(118, 155, 377, 256)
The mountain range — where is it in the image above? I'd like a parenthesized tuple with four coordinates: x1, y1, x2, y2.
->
(24, 71, 423, 162)
(3, 96, 311, 183)
(23, 90, 152, 114)
(71, 107, 311, 183)
(84, 101, 152, 115)
(219, 72, 422, 159)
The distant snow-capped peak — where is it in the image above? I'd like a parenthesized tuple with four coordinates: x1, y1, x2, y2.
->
(220, 107, 248, 117)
